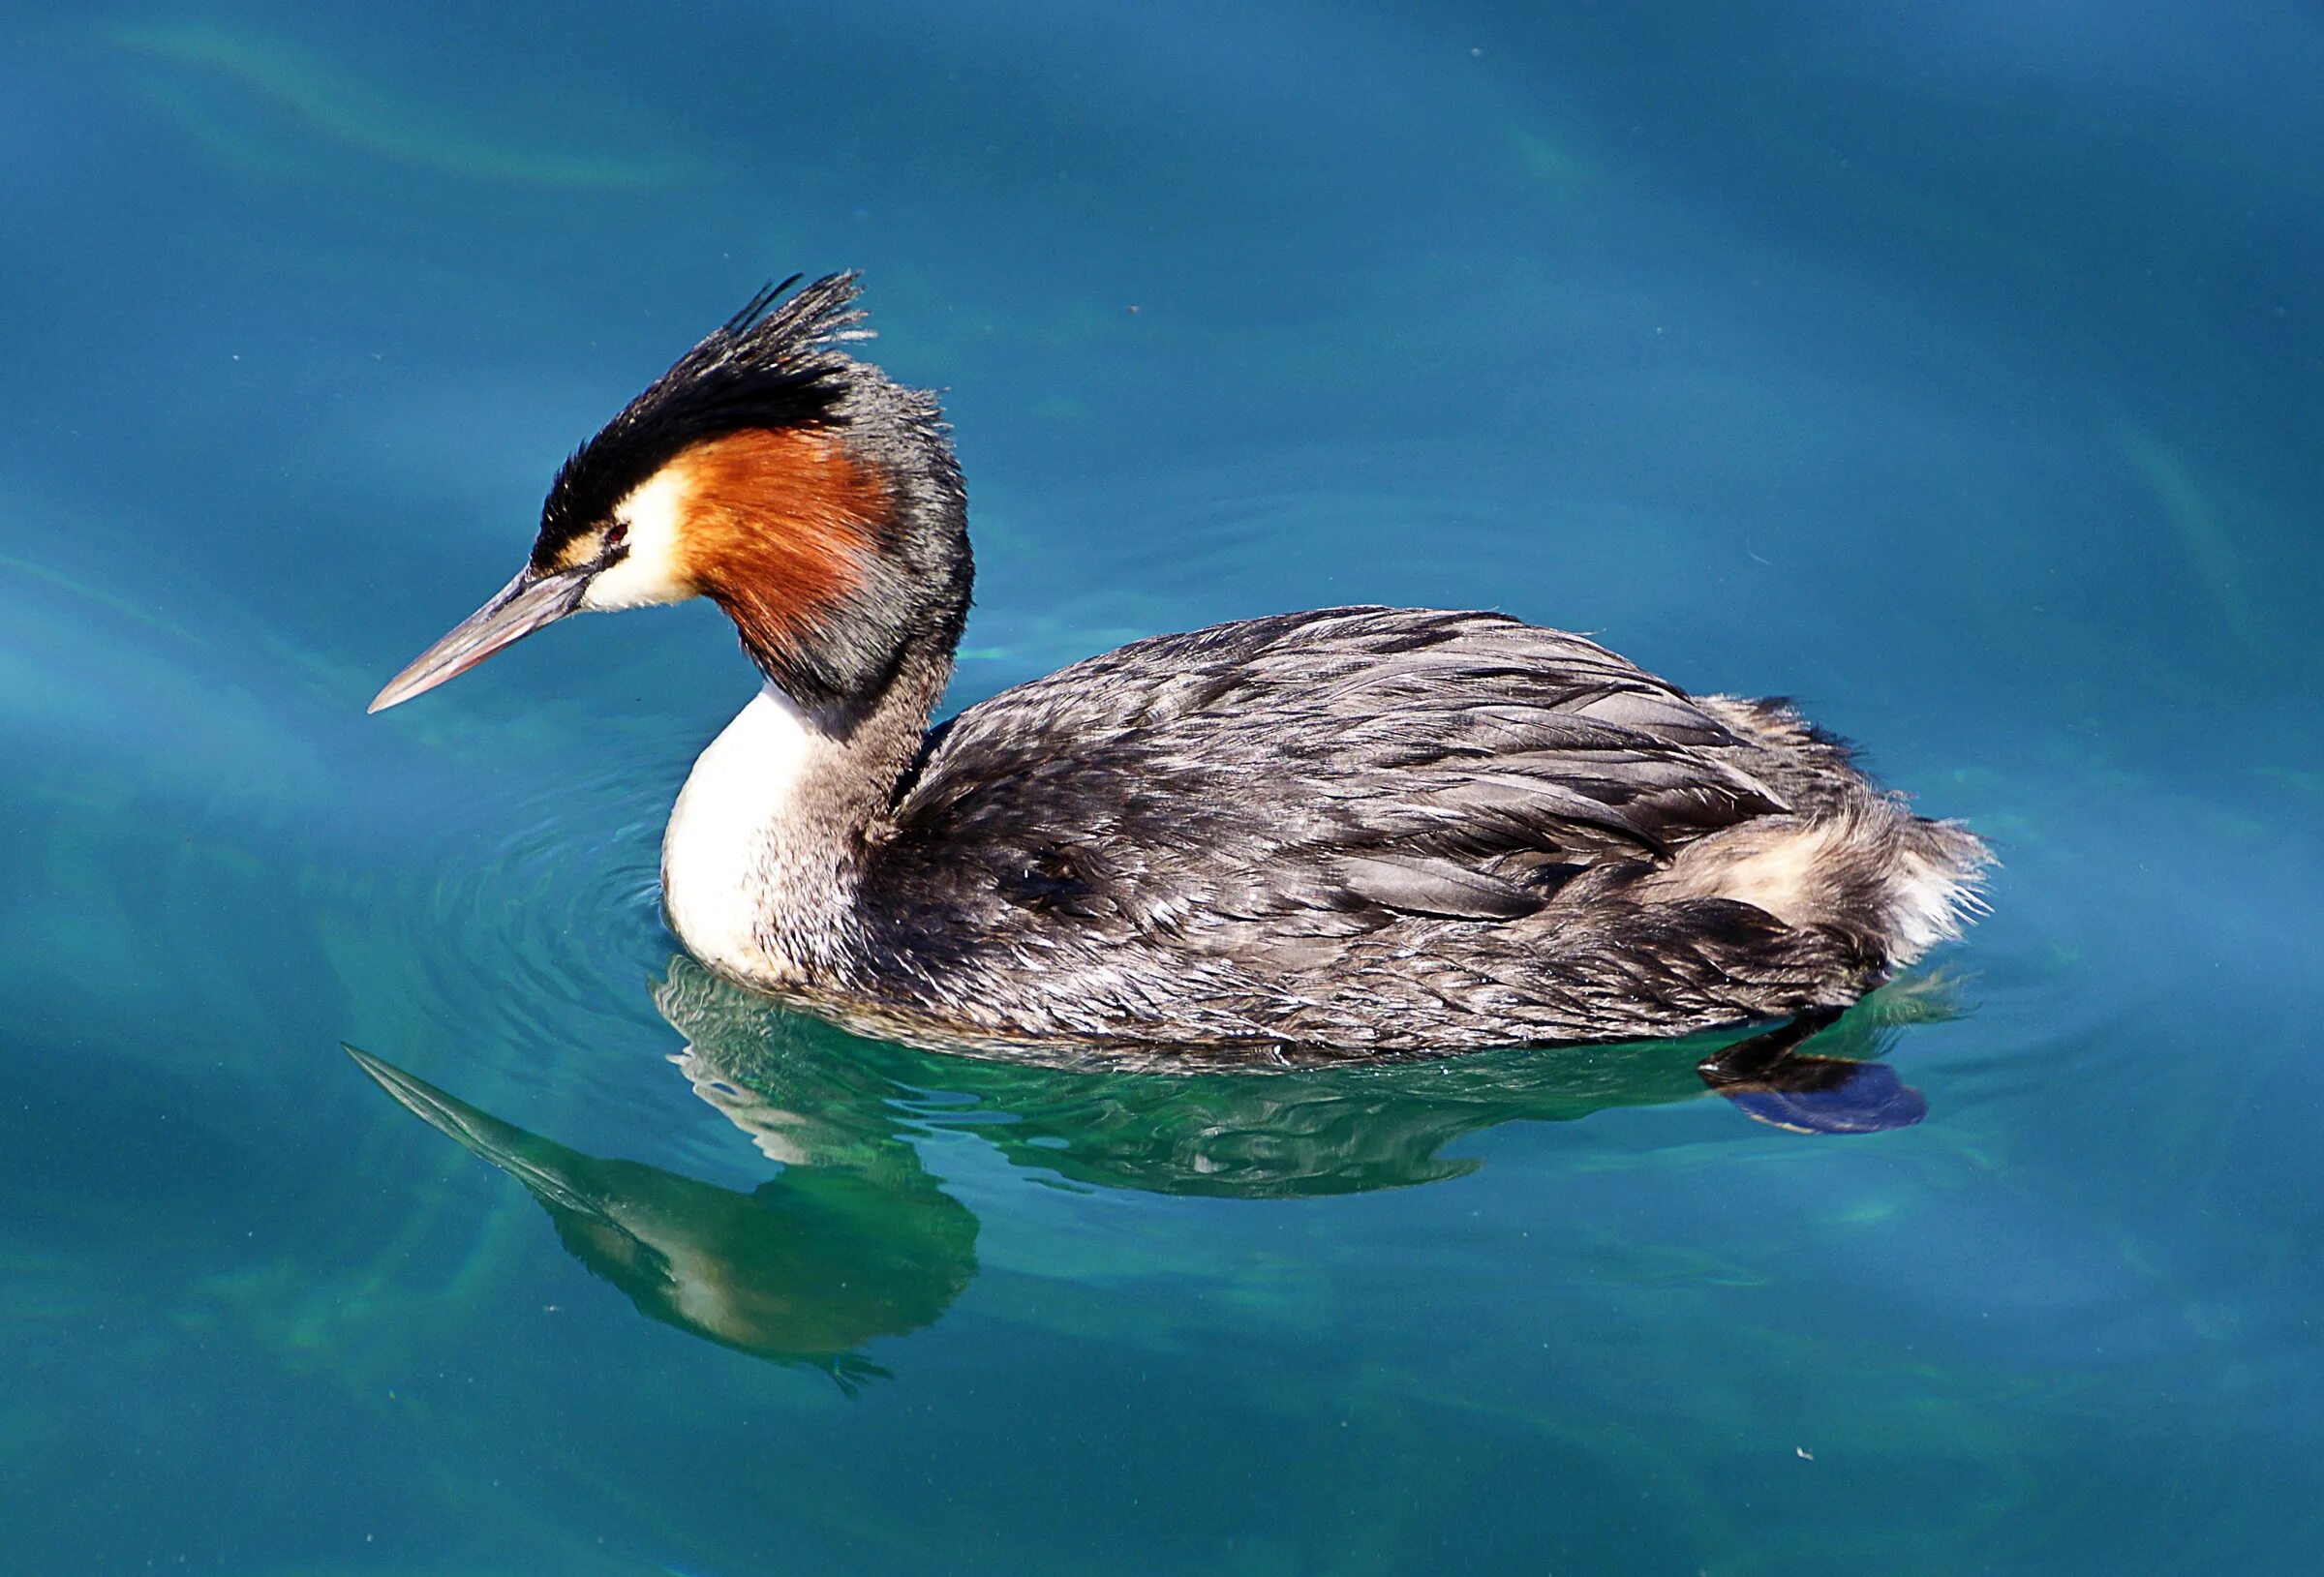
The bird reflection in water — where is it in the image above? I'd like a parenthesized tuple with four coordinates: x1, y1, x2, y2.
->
(345, 1044, 975, 1391)
(346, 961, 1949, 1380)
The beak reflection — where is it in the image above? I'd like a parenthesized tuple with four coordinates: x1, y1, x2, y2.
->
(342, 1043, 977, 1385)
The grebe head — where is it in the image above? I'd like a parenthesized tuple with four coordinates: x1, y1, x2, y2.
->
(369, 272, 968, 716)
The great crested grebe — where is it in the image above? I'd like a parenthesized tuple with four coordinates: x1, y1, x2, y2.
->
(371, 273, 1988, 1057)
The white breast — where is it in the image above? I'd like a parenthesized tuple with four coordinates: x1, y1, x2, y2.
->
(661, 683, 830, 983)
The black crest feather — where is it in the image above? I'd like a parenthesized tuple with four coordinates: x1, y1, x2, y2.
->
(532, 272, 873, 570)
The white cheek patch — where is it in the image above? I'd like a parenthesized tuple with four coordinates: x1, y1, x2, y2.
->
(579, 467, 696, 611)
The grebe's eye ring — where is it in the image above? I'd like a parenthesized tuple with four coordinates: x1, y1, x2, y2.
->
(599, 521, 630, 562)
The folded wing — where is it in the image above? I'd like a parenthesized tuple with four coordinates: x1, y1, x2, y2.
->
(872, 608, 1797, 944)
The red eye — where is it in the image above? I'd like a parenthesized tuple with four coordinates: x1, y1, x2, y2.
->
(603, 522, 630, 555)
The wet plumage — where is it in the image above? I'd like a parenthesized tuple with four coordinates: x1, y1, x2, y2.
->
(373, 274, 1989, 1060)
(852, 606, 1984, 1052)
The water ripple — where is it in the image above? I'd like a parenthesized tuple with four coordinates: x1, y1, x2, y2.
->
(338, 747, 684, 1107)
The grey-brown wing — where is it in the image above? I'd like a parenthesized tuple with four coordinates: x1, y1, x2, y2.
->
(868, 607, 1793, 945)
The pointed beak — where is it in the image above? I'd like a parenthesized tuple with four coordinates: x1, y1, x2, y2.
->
(367, 564, 593, 713)
(342, 1045, 610, 1220)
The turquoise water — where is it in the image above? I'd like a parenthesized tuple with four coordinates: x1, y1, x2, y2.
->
(6, 2, 2321, 1570)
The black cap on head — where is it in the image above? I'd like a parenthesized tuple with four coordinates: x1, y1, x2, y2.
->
(531, 272, 873, 573)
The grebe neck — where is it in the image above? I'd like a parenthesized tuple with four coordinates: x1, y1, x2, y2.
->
(660, 645, 949, 987)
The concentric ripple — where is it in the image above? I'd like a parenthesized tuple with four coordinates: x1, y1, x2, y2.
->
(331, 734, 688, 1103)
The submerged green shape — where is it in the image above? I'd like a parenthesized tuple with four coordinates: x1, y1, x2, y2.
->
(2117, 427, 2274, 652)
(110, 19, 695, 189)
(0, 549, 212, 651)
(1508, 123, 1593, 186)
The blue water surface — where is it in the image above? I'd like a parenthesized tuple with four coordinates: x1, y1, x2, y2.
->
(5, 2, 2321, 1572)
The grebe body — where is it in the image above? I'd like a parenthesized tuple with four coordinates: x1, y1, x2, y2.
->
(373, 275, 1987, 1057)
